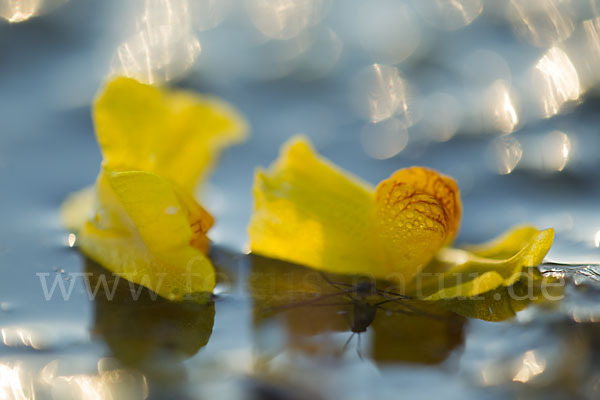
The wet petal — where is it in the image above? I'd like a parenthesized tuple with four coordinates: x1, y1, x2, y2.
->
(248, 136, 378, 276)
(78, 170, 215, 300)
(413, 226, 555, 300)
(373, 167, 461, 282)
(249, 136, 462, 282)
(61, 77, 247, 300)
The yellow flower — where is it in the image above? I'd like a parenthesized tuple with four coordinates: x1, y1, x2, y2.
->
(61, 77, 247, 300)
(248, 136, 554, 300)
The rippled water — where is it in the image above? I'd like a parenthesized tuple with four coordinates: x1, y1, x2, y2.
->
(2, 1, 600, 399)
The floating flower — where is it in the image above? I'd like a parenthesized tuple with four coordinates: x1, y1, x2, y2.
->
(62, 77, 247, 300)
(248, 136, 554, 300)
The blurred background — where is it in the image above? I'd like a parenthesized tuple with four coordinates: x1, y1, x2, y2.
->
(2, 0, 600, 399)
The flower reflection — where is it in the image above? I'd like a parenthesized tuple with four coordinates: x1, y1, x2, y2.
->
(484, 80, 519, 134)
(85, 259, 215, 378)
(507, 0, 575, 47)
(532, 47, 580, 118)
(249, 254, 466, 365)
(246, 0, 327, 40)
(111, 0, 201, 84)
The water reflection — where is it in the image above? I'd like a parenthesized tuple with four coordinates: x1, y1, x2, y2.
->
(532, 47, 580, 118)
(353, 64, 416, 125)
(249, 255, 466, 364)
(580, 17, 600, 87)
(420, 92, 461, 142)
(484, 80, 519, 134)
(246, 0, 328, 40)
(491, 136, 522, 175)
(512, 350, 547, 383)
(40, 359, 148, 400)
(85, 259, 215, 389)
(360, 118, 408, 160)
(0, 0, 67, 23)
(191, 0, 232, 31)
(356, 0, 419, 64)
(507, 0, 576, 47)
(510, 130, 572, 173)
(111, 0, 202, 84)
(0, 362, 34, 400)
(412, 0, 483, 31)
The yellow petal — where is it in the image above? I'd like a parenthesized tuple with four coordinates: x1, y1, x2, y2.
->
(373, 167, 461, 283)
(249, 136, 462, 282)
(248, 136, 379, 277)
(412, 226, 554, 300)
(94, 77, 248, 191)
(439, 269, 563, 321)
(77, 169, 215, 300)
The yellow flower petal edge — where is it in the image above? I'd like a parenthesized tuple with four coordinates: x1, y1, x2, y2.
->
(94, 76, 248, 191)
(76, 169, 215, 300)
(248, 135, 461, 284)
(413, 226, 554, 300)
(62, 77, 247, 300)
(248, 136, 554, 300)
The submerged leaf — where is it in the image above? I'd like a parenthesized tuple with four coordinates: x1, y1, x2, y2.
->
(62, 77, 247, 300)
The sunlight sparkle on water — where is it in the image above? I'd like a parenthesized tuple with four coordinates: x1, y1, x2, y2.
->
(512, 351, 546, 383)
(508, 0, 575, 47)
(40, 359, 149, 400)
(533, 47, 580, 118)
(485, 80, 519, 134)
(111, 0, 201, 84)
(412, 0, 483, 31)
(492, 136, 522, 175)
(0, 363, 34, 400)
(67, 233, 76, 247)
(0, 0, 40, 22)
(360, 118, 408, 160)
(246, 0, 326, 40)
(356, 0, 419, 64)
(594, 231, 600, 248)
(354, 64, 415, 125)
